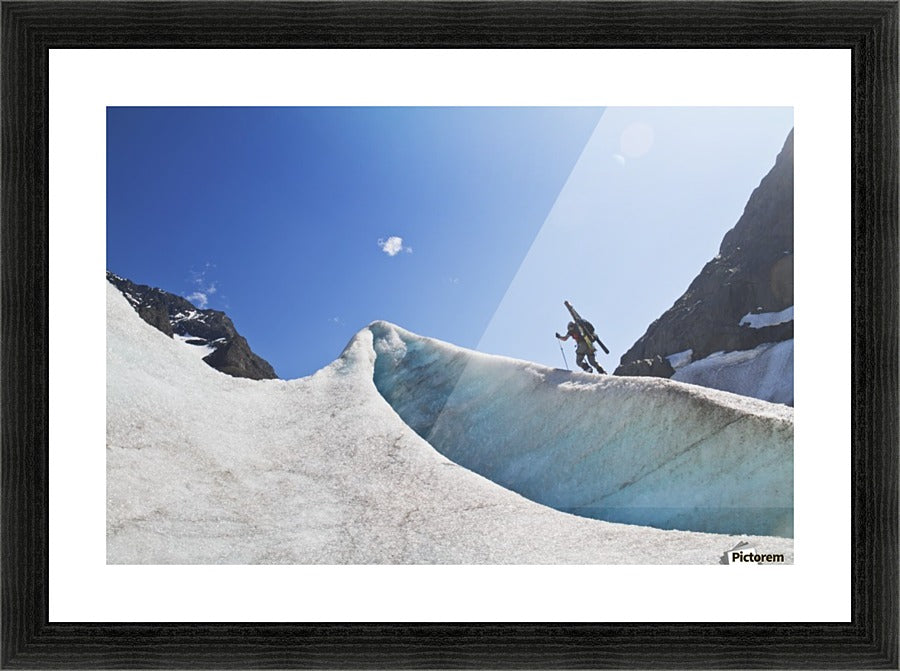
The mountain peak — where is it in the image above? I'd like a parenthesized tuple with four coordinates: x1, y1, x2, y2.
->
(614, 129, 794, 405)
(106, 272, 278, 380)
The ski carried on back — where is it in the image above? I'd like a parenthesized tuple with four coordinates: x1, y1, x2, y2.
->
(564, 300, 610, 354)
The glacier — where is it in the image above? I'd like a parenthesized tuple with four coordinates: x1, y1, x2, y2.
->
(107, 283, 793, 564)
(370, 323, 793, 538)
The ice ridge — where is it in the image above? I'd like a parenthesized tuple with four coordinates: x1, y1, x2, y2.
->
(367, 321, 794, 537)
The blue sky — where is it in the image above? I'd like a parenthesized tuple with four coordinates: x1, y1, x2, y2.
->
(107, 106, 793, 379)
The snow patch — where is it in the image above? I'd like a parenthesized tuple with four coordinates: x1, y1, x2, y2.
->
(740, 306, 794, 329)
(173, 310, 203, 323)
(173, 333, 218, 358)
(666, 349, 693, 370)
(673, 340, 793, 406)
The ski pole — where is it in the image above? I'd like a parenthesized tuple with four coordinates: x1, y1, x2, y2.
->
(558, 341, 570, 371)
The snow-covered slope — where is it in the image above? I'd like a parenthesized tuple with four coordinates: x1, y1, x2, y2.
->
(672, 340, 794, 406)
(108, 284, 793, 564)
(107, 272, 278, 379)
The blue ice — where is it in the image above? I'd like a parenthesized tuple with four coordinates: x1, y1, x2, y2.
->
(370, 322, 794, 537)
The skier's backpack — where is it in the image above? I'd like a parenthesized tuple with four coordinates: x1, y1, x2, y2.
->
(564, 299, 610, 354)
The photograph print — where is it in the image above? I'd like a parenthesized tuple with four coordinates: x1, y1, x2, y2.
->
(106, 106, 794, 565)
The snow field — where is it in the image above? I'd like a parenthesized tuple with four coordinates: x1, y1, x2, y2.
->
(663, 307, 794, 404)
(108, 284, 793, 563)
(673, 340, 794, 406)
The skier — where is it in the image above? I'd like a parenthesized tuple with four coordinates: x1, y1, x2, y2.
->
(556, 321, 606, 374)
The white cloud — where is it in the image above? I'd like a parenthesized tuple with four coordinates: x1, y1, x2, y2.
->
(187, 263, 218, 308)
(613, 153, 626, 166)
(187, 292, 209, 309)
(378, 236, 411, 257)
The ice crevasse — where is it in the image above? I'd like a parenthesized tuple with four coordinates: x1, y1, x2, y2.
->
(361, 321, 793, 538)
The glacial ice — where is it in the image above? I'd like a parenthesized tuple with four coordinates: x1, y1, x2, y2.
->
(370, 322, 793, 537)
(107, 283, 794, 564)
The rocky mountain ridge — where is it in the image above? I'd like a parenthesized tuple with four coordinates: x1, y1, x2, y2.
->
(107, 272, 278, 380)
(615, 129, 794, 394)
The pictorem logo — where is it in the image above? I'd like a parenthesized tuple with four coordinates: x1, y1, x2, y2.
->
(720, 540, 786, 565)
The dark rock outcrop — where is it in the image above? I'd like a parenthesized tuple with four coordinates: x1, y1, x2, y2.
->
(107, 272, 278, 380)
(615, 355, 676, 379)
(615, 129, 794, 377)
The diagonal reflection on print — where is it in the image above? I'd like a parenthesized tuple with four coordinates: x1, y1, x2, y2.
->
(371, 109, 795, 539)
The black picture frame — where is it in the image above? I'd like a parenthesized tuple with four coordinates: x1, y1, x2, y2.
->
(2, 2, 897, 668)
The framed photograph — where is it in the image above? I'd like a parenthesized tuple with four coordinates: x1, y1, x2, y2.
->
(2, 1, 897, 668)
